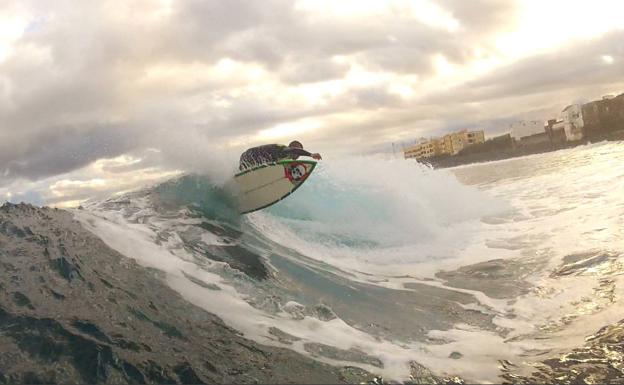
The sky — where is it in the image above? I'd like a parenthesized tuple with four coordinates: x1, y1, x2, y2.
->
(1, 0, 623, 207)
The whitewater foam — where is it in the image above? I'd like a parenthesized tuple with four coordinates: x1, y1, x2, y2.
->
(74, 142, 624, 382)
(247, 155, 509, 280)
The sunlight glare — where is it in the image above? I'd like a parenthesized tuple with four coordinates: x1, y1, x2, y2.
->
(496, 0, 624, 58)
(0, 15, 27, 63)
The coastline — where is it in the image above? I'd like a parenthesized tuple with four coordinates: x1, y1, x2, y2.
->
(424, 131, 624, 169)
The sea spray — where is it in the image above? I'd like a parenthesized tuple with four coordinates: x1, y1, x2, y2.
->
(247, 155, 508, 276)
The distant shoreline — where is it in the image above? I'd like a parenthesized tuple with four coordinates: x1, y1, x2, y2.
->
(424, 130, 624, 169)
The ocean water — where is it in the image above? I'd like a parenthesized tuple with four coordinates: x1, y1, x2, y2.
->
(74, 141, 624, 383)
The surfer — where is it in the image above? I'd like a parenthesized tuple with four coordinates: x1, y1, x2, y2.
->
(239, 141, 322, 170)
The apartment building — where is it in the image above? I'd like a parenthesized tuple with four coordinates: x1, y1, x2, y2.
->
(404, 129, 485, 160)
(403, 139, 440, 160)
(440, 129, 485, 155)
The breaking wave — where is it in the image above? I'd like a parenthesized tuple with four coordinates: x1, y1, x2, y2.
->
(74, 143, 624, 383)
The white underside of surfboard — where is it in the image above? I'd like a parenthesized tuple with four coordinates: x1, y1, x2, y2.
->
(227, 160, 316, 214)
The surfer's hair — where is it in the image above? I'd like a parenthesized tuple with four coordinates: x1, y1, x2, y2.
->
(289, 140, 303, 148)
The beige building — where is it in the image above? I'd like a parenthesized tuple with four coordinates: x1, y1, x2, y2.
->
(403, 139, 441, 160)
(404, 129, 485, 160)
(440, 129, 485, 155)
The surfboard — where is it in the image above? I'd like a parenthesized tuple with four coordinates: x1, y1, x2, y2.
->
(229, 160, 317, 214)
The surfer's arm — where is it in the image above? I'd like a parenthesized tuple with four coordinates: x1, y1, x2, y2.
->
(283, 147, 322, 160)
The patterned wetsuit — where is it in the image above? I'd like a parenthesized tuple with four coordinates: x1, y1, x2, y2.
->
(239, 144, 312, 170)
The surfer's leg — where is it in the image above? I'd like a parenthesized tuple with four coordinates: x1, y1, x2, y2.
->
(252, 149, 273, 167)
(240, 149, 265, 170)
(239, 149, 257, 170)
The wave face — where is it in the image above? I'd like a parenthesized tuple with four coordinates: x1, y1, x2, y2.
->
(261, 156, 496, 244)
(75, 142, 624, 383)
(247, 156, 507, 278)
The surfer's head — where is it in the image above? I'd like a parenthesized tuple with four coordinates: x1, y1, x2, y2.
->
(288, 140, 303, 149)
(288, 141, 304, 159)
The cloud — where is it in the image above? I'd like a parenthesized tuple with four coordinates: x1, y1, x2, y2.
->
(447, 31, 624, 102)
(0, 0, 623, 204)
(0, 124, 141, 183)
(417, 30, 624, 127)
